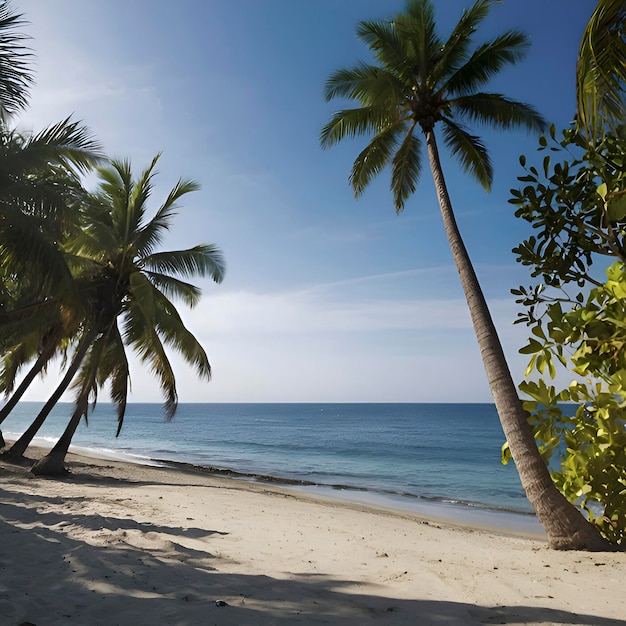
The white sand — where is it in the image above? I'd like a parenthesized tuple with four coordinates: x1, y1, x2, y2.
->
(1, 447, 625, 625)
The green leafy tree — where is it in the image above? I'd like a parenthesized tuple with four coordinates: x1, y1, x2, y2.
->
(321, 0, 611, 549)
(16, 155, 225, 475)
(512, 126, 626, 546)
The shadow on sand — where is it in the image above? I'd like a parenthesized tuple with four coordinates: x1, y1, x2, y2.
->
(0, 462, 623, 626)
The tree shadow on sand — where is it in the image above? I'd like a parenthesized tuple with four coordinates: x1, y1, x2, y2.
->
(1, 481, 624, 626)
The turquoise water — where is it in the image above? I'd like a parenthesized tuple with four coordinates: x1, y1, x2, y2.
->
(2, 402, 541, 531)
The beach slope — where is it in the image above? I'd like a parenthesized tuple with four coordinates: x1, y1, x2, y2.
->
(1, 449, 625, 625)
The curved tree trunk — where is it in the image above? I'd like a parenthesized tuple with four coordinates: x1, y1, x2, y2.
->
(0, 350, 51, 426)
(4, 329, 96, 460)
(31, 403, 83, 475)
(424, 129, 611, 551)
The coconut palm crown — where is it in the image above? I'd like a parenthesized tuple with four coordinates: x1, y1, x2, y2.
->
(320, 0, 545, 209)
(69, 154, 226, 424)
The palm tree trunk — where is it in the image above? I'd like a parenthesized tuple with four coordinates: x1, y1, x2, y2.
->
(0, 350, 50, 426)
(4, 329, 97, 460)
(30, 403, 83, 475)
(424, 129, 611, 550)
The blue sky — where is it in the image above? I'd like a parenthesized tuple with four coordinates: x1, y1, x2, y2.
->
(18, 0, 595, 403)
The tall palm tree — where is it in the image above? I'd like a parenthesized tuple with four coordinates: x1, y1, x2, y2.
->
(321, 0, 610, 549)
(576, 0, 626, 143)
(25, 155, 225, 475)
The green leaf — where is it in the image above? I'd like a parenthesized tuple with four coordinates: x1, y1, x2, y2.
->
(531, 324, 546, 340)
(607, 194, 626, 221)
(519, 338, 543, 354)
(501, 441, 512, 465)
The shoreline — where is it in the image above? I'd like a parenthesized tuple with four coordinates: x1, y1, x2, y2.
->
(0, 435, 547, 535)
(150, 456, 544, 536)
(2, 445, 626, 624)
(1, 401, 536, 519)
(64, 439, 541, 534)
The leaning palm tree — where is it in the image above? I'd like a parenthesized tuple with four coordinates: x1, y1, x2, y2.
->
(0, 126, 100, 435)
(321, 0, 610, 549)
(26, 155, 225, 474)
(576, 0, 626, 144)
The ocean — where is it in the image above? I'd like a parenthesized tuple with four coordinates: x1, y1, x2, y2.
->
(1, 402, 543, 534)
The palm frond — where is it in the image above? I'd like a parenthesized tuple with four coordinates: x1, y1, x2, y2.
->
(133, 176, 201, 256)
(444, 30, 530, 96)
(356, 20, 413, 80)
(70, 326, 113, 423)
(0, 339, 39, 394)
(401, 0, 441, 83)
(349, 123, 404, 197)
(101, 159, 134, 238)
(122, 280, 178, 419)
(0, 203, 75, 296)
(391, 123, 422, 211)
(432, 0, 494, 83)
(93, 322, 129, 435)
(324, 63, 403, 104)
(150, 288, 211, 381)
(0, 320, 66, 394)
(140, 244, 225, 284)
(27, 116, 103, 173)
(320, 106, 402, 149)
(143, 272, 203, 308)
(69, 214, 119, 263)
(441, 118, 492, 191)
(96, 158, 129, 199)
(128, 154, 160, 228)
(0, 2, 33, 118)
(449, 93, 546, 132)
(576, 0, 626, 141)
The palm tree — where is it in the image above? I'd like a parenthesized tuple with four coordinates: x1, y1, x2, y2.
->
(0, 123, 101, 438)
(0, 117, 102, 318)
(0, 1, 102, 320)
(321, 0, 610, 549)
(0, 0, 101, 443)
(576, 0, 626, 143)
(26, 155, 225, 475)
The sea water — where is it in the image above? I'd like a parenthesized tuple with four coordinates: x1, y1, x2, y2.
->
(1, 402, 542, 533)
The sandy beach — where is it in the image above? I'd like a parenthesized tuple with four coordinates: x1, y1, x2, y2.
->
(1, 447, 625, 626)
